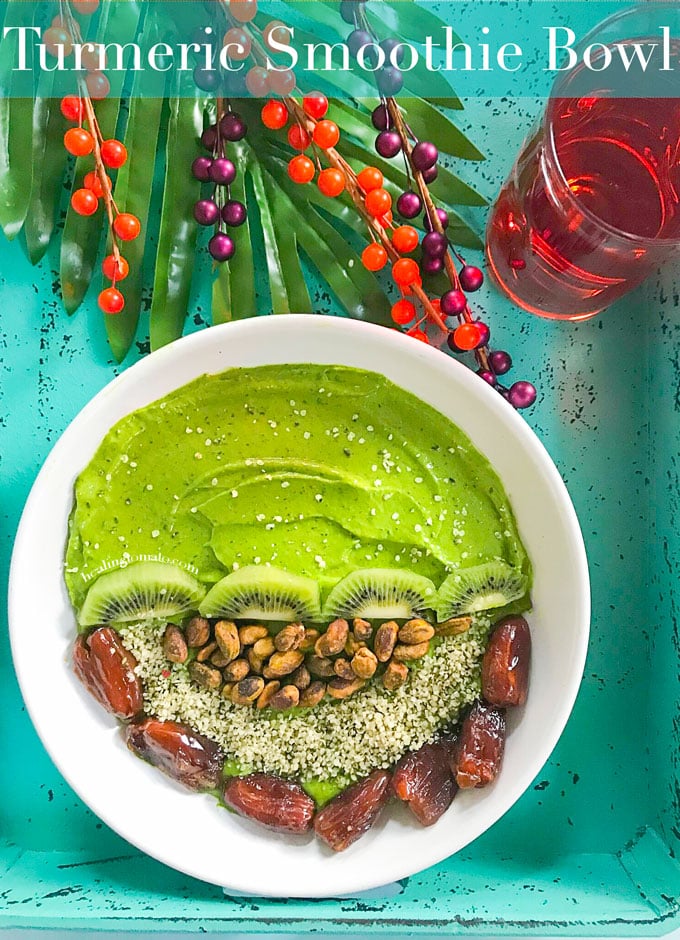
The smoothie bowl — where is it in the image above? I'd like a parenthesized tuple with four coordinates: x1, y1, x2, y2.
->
(9, 316, 589, 896)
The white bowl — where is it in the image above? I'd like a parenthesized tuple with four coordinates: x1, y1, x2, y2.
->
(8, 315, 589, 897)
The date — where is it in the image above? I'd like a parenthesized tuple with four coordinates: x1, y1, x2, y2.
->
(314, 770, 391, 852)
(393, 739, 457, 826)
(72, 627, 143, 720)
(126, 718, 224, 791)
(223, 773, 315, 833)
(453, 701, 506, 789)
(482, 615, 531, 707)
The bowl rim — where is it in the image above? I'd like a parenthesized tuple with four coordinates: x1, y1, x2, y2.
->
(8, 314, 591, 896)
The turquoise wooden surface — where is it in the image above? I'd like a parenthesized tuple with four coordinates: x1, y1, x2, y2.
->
(1, 90, 680, 932)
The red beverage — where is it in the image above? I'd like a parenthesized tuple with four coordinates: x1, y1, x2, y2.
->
(487, 81, 680, 319)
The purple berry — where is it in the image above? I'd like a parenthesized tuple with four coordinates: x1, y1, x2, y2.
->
(421, 256, 443, 274)
(441, 289, 467, 316)
(222, 199, 247, 227)
(489, 350, 512, 375)
(210, 158, 236, 185)
(422, 231, 448, 259)
(194, 199, 220, 226)
(424, 208, 449, 231)
(446, 332, 461, 353)
(396, 190, 422, 219)
(459, 264, 484, 292)
(371, 104, 389, 131)
(340, 0, 364, 23)
(377, 66, 404, 96)
(201, 126, 218, 151)
(209, 233, 235, 262)
(192, 156, 213, 182)
(508, 381, 537, 409)
(381, 37, 405, 66)
(220, 112, 247, 141)
(192, 25, 215, 46)
(421, 165, 438, 184)
(412, 141, 438, 172)
(477, 369, 496, 385)
(194, 65, 220, 92)
(475, 322, 491, 346)
(348, 29, 372, 58)
(375, 130, 401, 158)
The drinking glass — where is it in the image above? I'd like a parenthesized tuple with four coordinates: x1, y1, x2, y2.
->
(486, 5, 680, 320)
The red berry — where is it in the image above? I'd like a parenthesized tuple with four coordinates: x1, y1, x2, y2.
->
(98, 287, 125, 314)
(113, 213, 141, 241)
(361, 243, 388, 272)
(64, 127, 94, 156)
(60, 95, 83, 122)
(287, 124, 311, 150)
(391, 299, 416, 325)
(102, 254, 129, 281)
(357, 166, 383, 192)
(101, 139, 127, 169)
(391, 225, 419, 253)
(73, 0, 100, 13)
(365, 188, 391, 218)
(313, 120, 340, 149)
(261, 100, 288, 130)
(392, 257, 420, 287)
(408, 328, 430, 343)
(71, 188, 98, 216)
(269, 68, 295, 96)
(84, 170, 110, 198)
(288, 154, 315, 184)
(453, 321, 485, 351)
(303, 92, 328, 119)
(86, 70, 110, 99)
(317, 168, 345, 197)
(43, 26, 73, 58)
(229, 0, 258, 22)
(245, 66, 270, 97)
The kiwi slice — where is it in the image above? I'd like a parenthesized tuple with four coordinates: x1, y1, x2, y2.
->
(78, 561, 206, 627)
(322, 568, 437, 620)
(436, 561, 527, 620)
(199, 565, 322, 621)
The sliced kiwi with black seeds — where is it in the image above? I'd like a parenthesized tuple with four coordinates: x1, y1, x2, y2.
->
(322, 568, 437, 620)
(436, 561, 528, 620)
(199, 565, 322, 621)
(78, 561, 206, 627)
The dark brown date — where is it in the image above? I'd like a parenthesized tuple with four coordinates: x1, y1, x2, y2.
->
(314, 770, 391, 852)
(482, 615, 531, 707)
(126, 718, 224, 791)
(393, 739, 457, 826)
(223, 773, 315, 833)
(453, 701, 506, 789)
(73, 627, 143, 720)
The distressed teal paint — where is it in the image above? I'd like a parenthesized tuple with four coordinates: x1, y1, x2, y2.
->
(1, 92, 680, 935)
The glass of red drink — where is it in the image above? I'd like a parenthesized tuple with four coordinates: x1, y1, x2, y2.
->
(486, 5, 680, 320)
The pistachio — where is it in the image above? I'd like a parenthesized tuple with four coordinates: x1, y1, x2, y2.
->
(399, 618, 435, 645)
(315, 618, 349, 657)
(196, 641, 217, 663)
(382, 661, 409, 690)
(291, 664, 311, 691)
(351, 647, 378, 679)
(238, 624, 269, 646)
(299, 681, 326, 707)
(257, 680, 282, 709)
(306, 654, 335, 678)
(344, 635, 366, 657)
(185, 616, 210, 648)
(221, 682, 235, 700)
(299, 628, 320, 652)
(162, 624, 188, 664)
(210, 649, 232, 668)
(188, 660, 223, 691)
(334, 657, 355, 680)
(392, 641, 430, 662)
(248, 647, 265, 674)
(435, 616, 473, 637)
(327, 676, 366, 699)
(269, 684, 300, 711)
(214, 620, 240, 664)
(275, 622, 306, 652)
(263, 650, 304, 679)
(223, 658, 250, 682)
(374, 620, 399, 662)
(252, 636, 276, 659)
(232, 676, 265, 705)
(352, 618, 373, 642)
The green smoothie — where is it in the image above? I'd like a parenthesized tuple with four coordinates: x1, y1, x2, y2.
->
(65, 364, 529, 610)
